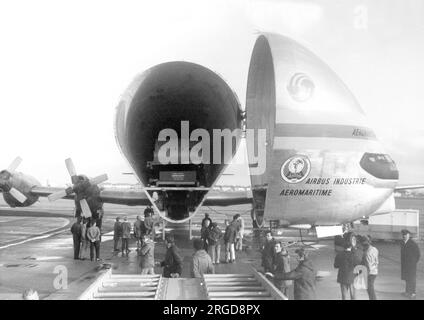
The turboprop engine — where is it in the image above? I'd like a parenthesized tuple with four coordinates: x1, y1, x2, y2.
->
(0, 157, 40, 207)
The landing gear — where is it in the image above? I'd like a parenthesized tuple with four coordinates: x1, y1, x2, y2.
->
(251, 208, 265, 229)
(251, 188, 266, 229)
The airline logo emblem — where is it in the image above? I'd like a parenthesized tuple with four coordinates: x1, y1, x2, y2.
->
(287, 73, 315, 102)
(281, 155, 311, 183)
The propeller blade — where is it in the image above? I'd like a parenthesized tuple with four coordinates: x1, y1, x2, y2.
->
(8, 157, 22, 172)
(9, 187, 27, 203)
(80, 198, 92, 218)
(65, 158, 77, 177)
(89, 174, 108, 185)
(48, 189, 68, 202)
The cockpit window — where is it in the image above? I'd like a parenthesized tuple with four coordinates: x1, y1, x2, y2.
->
(360, 153, 399, 180)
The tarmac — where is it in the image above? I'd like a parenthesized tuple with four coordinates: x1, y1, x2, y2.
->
(0, 198, 423, 300)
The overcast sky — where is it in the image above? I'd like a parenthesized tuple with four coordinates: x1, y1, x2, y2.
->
(1, 0, 423, 186)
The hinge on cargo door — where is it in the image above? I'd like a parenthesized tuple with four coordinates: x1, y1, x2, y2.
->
(241, 110, 247, 138)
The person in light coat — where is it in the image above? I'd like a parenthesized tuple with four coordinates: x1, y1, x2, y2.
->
(87, 220, 101, 261)
(139, 234, 155, 274)
(223, 219, 237, 263)
(235, 214, 245, 251)
(121, 216, 132, 256)
(191, 238, 214, 278)
(361, 236, 379, 300)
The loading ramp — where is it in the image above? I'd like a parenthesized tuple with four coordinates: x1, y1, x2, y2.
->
(79, 268, 287, 300)
(203, 272, 287, 300)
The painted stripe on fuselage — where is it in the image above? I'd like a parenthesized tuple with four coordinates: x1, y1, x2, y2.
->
(274, 123, 376, 140)
(273, 137, 385, 153)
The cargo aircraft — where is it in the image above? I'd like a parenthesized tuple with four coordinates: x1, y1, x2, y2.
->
(0, 33, 420, 237)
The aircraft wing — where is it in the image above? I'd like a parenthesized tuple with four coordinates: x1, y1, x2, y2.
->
(395, 185, 424, 191)
(30, 186, 253, 207)
(30, 186, 151, 206)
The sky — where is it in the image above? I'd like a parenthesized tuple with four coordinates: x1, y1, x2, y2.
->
(1, 0, 423, 187)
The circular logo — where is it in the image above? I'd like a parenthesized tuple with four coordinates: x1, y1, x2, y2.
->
(287, 73, 315, 102)
(280, 155, 311, 183)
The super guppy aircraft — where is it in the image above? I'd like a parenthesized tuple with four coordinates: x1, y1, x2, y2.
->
(0, 33, 417, 236)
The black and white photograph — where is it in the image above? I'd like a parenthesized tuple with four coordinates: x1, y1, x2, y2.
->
(1, 0, 424, 308)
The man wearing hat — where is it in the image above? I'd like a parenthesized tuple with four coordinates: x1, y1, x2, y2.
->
(400, 229, 420, 299)
(361, 236, 379, 300)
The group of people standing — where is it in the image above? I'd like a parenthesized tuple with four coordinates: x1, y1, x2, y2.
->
(334, 229, 421, 300)
(70, 217, 102, 261)
(113, 206, 155, 257)
(200, 213, 244, 264)
(333, 232, 372, 300)
(71, 208, 421, 300)
(261, 228, 422, 300)
(139, 212, 247, 279)
(140, 233, 214, 279)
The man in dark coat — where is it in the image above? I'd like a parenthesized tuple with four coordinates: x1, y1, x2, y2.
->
(334, 236, 362, 300)
(272, 241, 292, 296)
(113, 217, 122, 252)
(144, 205, 154, 217)
(70, 217, 82, 260)
(208, 222, 223, 264)
(262, 230, 276, 273)
(160, 234, 183, 278)
(134, 215, 143, 250)
(273, 248, 316, 300)
(400, 229, 421, 299)
(200, 219, 212, 253)
(143, 210, 154, 237)
(201, 213, 212, 228)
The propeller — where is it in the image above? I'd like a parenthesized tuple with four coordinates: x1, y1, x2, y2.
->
(9, 187, 27, 203)
(48, 158, 108, 218)
(8, 156, 23, 172)
(0, 157, 28, 203)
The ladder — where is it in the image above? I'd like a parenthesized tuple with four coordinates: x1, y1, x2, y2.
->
(79, 270, 164, 300)
(202, 269, 288, 300)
